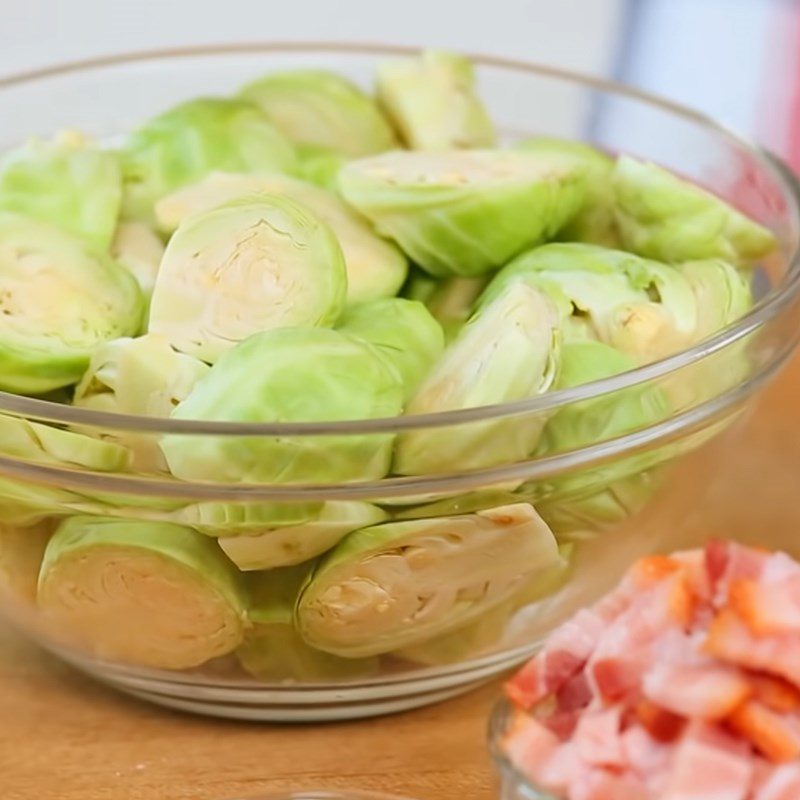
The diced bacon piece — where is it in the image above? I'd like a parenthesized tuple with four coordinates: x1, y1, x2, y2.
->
(569, 769, 649, 800)
(541, 709, 581, 740)
(751, 674, 800, 714)
(661, 721, 753, 800)
(729, 577, 800, 636)
(753, 763, 800, 800)
(629, 554, 682, 586)
(573, 706, 624, 768)
(537, 741, 583, 796)
(502, 710, 560, 775)
(672, 548, 713, 603)
(705, 539, 770, 606)
(643, 660, 751, 719)
(622, 723, 674, 789)
(704, 610, 800, 689)
(727, 700, 800, 763)
(505, 607, 610, 709)
(635, 700, 686, 743)
(556, 670, 594, 712)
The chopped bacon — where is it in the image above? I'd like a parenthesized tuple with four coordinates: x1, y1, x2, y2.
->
(635, 700, 686, 743)
(728, 700, 800, 764)
(752, 763, 800, 800)
(706, 539, 770, 606)
(502, 710, 560, 774)
(573, 706, 624, 768)
(750, 674, 800, 714)
(729, 576, 800, 636)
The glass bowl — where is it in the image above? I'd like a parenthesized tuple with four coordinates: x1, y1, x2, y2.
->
(0, 43, 799, 722)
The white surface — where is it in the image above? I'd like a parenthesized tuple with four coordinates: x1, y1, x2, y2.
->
(0, 0, 625, 76)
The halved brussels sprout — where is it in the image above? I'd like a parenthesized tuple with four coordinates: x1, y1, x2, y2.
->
(338, 149, 588, 277)
(73, 334, 210, 472)
(0, 520, 54, 602)
(0, 213, 144, 394)
(0, 415, 130, 472)
(296, 503, 560, 658)
(403, 271, 490, 342)
(238, 565, 378, 681)
(0, 130, 122, 249)
(120, 98, 297, 223)
(155, 172, 407, 307)
(110, 221, 165, 304)
(532, 340, 671, 536)
(678, 259, 753, 340)
(376, 50, 496, 150)
(296, 144, 348, 191)
(239, 69, 397, 157)
(161, 327, 404, 484)
(338, 298, 444, 400)
(515, 137, 618, 246)
(38, 517, 246, 669)
(148, 195, 347, 363)
(613, 156, 777, 265)
(218, 502, 387, 570)
(395, 282, 560, 474)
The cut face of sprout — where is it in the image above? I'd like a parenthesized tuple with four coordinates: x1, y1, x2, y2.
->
(110, 221, 165, 305)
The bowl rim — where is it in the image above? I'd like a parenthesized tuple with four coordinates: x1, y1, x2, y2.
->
(1, 41, 799, 437)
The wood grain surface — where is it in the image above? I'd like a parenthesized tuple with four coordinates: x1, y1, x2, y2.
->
(2, 347, 800, 800)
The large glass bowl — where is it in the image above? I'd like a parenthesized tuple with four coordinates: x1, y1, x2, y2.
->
(0, 43, 799, 722)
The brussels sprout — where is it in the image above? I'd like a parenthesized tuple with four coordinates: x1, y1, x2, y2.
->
(0, 213, 144, 394)
(120, 98, 297, 224)
(239, 69, 397, 157)
(155, 172, 407, 307)
(0, 130, 122, 249)
(515, 137, 618, 247)
(0, 415, 130, 472)
(161, 327, 404, 484)
(403, 270, 490, 341)
(148, 195, 347, 363)
(238, 565, 378, 681)
(395, 282, 560, 475)
(296, 144, 348, 191)
(218, 502, 388, 570)
(678, 259, 753, 340)
(376, 50, 495, 150)
(531, 340, 671, 536)
(613, 156, 777, 265)
(38, 516, 246, 669)
(338, 149, 588, 277)
(338, 298, 444, 399)
(0, 520, 54, 602)
(109, 221, 165, 304)
(73, 334, 210, 472)
(296, 503, 560, 658)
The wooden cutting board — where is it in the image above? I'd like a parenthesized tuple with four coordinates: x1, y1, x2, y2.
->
(2, 345, 799, 800)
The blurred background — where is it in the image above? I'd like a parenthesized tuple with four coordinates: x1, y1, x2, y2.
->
(1, 0, 798, 170)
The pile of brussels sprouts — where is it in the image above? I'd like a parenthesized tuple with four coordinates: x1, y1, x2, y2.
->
(0, 51, 776, 677)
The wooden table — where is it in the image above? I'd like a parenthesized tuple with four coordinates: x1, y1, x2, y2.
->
(2, 347, 799, 800)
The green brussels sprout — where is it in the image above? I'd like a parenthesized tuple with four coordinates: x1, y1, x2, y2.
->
(296, 503, 560, 658)
(161, 327, 404, 484)
(218, 502, 388, 570)
(238, 565, 378, 681)
(148, 195, 347, 363)
(613, 156, 777, 265)
(0, 519, 54, 602)
(678, 259, 753, 340)
(338, 149, 588, 277)
(295, 144, 348, 190)
(403, 270, 490, 342)
(0, 213, 144, 394)
(155, 172, 407, 307)
(109, 221, 165, 305)
(376, 50, 496, 150)
(239, 69, 397, 157)
(515, 137, 618, 247)
(0, 415, 130, 472)
(395, 282, 560, 475)
(0, 130, 122, 249)
(120, 98, 297, 224)
(73, 334, 210, 472)
(38, 516, 247, 669)
(531, 340, 671, 537)
(338, 298, 444, 400)
(479, 243, 704, 362)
